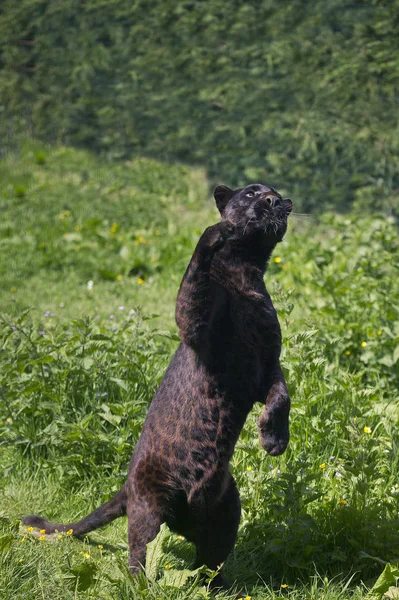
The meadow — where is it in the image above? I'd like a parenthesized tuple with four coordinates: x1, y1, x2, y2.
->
(0, 141, 399, 600)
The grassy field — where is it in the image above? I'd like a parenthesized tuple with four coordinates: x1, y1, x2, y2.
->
(1, 141, 399, 600)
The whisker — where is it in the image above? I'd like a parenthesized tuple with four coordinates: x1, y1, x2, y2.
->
(290, 212, 314, 219)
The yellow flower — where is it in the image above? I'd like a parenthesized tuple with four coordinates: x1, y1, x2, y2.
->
(58, 535, 63, 540)
(377, 330, 382, 335)
(137, 277, 144, 285)
(364, 426, 372, 434)
(345, 350, 351, 355)
(274, 256, 282, 263)
(39, 529, 46, 534)
(66, 529, 73, 535)
(247, 465, 253, 471)
(27, 527, 34, 532)
(18, 558, 23, 563)
(83, 553, 90, 559)
(98, 544, 103, 549)
(134, 235, 145, 246)
(338, 499, 347, 505)
(177, 536, 183, 541)
(10, 286, 16, 292)
(116, 274, 123, 281)
(20, 538, 25, 543)
(281, 583, 288, 588)
(361, 341, 367, 348)
(39, 535, 46, 541)
(164, 564, 171, 569)
(319, 463, 326, 469)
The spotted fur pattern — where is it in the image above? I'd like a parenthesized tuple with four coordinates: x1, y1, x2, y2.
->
(24, 183, 293, 590)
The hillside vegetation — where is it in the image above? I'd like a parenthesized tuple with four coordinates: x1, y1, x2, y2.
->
(0, 143, 399, 600)
(1, 0, 399, 213)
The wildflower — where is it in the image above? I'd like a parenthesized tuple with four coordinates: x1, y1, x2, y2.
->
(39, 535, 46, 541)
(18, 558, 23, 563)
(377, 330, 382, 335)
(345, 350, 351, 355)
(337, 499, 347, 505)
(177, 536, 183, 541)
(20, 538, 25, 543)
(98, 544, 103, 549)
(118, 306, 124, 310)
(281, 583, 288, 588)
(109, 314, 114, 319)
(319, 463, 326, 469)
(364, 426, 372, 434)
(87, 280, 94, 291)
(335, 472, 342, 478)
(6, 418, 12, 423)
(247, 465, 253, 471)
(58, 535, 63, 540)
(40, 529, 46, 534)
(274, 257, 282, 263)
(137, 278, 144, 285)
(27, 527, 34, 532)
(134, 235, 145, 246)
(164, 564, 171, 569)
(66, 529, 73, 535)
(83, 553, 90, 559)
(361, 341, 367, 348)
(116, 274, 123, 281)
(10, 286, 16, 292)
(39, 330, 45, 335)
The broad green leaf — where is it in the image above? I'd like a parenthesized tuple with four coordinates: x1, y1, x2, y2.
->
(367, 563, 399, 599)
(145, 523, 169, 581)
(159, 567, 200, 589)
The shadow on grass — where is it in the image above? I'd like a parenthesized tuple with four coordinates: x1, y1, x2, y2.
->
(226, 498, 399, 593)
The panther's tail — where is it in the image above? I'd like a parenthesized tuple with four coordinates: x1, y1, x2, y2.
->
(23, 484, 127, 536)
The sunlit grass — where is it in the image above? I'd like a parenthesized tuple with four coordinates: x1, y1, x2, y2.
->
(0, 141, 398, 599)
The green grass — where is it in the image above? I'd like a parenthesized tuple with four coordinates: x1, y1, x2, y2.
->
(0, 141, 399, 600)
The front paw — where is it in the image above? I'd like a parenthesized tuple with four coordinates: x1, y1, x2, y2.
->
(257, 400, 290, 456)
(201, 220, 235, 251)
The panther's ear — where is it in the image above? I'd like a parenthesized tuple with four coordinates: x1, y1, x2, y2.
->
(214, 185, 234, 215)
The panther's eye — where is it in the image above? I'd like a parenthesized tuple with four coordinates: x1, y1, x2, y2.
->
(246, 191, 255, 198)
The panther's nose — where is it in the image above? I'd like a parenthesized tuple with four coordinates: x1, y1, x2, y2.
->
(261, 194, 281, 208)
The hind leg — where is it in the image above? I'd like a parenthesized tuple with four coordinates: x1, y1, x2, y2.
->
(193, 475, 241, 590)
(127, 496, 164, 574)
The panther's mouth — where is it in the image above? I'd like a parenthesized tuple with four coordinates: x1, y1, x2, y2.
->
(254, 196, 292, 239)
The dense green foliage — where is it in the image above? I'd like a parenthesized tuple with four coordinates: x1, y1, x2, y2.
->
(1, 142, 399, 599)
(1, 0, 399, 213)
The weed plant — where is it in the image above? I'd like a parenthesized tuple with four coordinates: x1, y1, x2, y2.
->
(0, 142, 398, 599)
